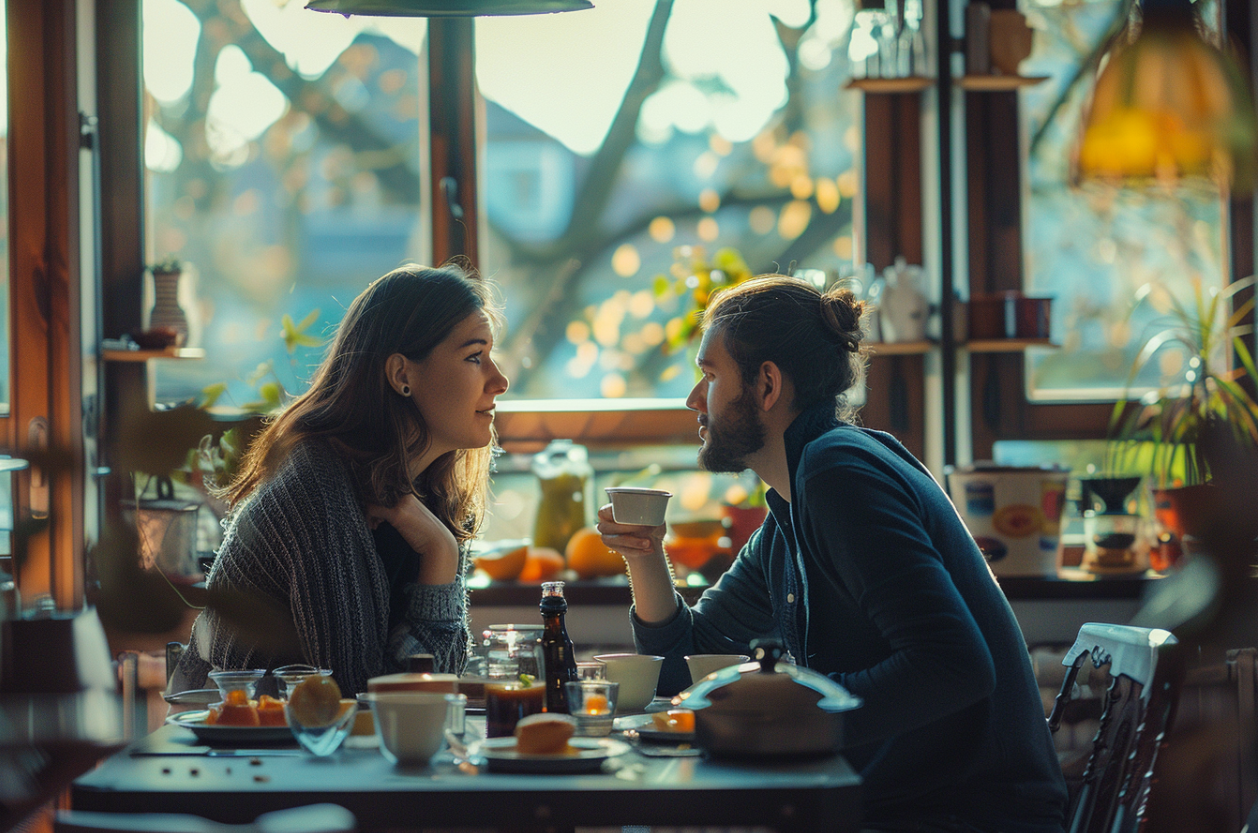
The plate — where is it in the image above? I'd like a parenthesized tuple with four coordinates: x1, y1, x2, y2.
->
(471, 737, 630, 774)
(167, 710, 295, 745)
(613, 713, 696, 744)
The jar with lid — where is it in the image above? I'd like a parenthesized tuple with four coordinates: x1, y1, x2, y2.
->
(531, 439, 593, 554)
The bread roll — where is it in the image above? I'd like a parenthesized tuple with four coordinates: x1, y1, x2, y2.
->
(514, 713, 576, 754)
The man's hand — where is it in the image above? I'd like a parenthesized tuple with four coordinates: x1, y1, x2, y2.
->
(595, 505, 666, 558)
(596, 504, 678, 625)
(366, 495, 460, 585)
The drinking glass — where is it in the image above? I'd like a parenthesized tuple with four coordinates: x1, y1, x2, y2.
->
(482, 627, 546, 738)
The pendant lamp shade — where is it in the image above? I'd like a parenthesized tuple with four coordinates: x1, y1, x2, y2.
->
(1075, 0, 1258, 190)
(306, 0, 592, 16)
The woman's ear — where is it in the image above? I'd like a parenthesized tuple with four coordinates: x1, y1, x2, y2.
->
(385, 353, 412, 396)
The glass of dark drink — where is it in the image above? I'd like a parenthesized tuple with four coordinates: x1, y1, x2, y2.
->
(482, 628, 547, 737)
(484, 681, 546, 738)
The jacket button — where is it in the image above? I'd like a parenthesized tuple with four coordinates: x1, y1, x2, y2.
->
(786, 593, 795, 603)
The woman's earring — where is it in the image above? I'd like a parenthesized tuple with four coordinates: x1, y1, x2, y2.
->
(400, 385, 411, 397)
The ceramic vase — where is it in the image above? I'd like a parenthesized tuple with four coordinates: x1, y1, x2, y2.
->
(149, 268, 189, 345)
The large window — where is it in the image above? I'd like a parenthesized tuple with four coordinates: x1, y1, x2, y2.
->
(1020, 0, 1227, 402)
(478, 0, 861, 400)
(142, 0, 861, 409)
(143, 0, 430, 407)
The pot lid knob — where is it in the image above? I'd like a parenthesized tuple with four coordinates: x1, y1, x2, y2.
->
(750, 638, 785, 673)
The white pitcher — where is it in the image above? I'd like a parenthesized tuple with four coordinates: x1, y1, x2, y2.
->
(878, 257, 929, 342)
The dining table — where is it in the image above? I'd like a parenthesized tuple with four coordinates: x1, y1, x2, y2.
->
(71, 710, 863, 833)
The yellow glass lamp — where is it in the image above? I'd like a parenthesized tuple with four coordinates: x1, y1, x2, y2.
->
(1076, 0, 1258, 190)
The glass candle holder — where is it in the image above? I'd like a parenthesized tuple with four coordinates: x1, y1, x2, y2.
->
(564, 680, 619, 737)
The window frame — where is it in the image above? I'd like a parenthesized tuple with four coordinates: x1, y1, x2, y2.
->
(7, 0, 87, 609)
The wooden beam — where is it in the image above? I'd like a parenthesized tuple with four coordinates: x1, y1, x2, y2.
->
(8, 0, 83, 608)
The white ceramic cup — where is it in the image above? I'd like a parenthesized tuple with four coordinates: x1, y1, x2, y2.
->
(605, 487, 672, 526)
(685, 654, 751, 685)
(367, 691, 463, 765)
(593, 653, 664, 712)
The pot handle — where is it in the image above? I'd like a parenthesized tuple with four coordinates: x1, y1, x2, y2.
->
(750, 638, 784, 673)
(156, 476, 176, 501)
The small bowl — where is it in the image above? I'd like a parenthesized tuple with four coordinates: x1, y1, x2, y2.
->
(593, 653, 664, 712)
(367, 691, 458, 765)
(685, 654, 751, 685)
(605, 487, 672, 526)
(284, 698, 357, 756)
(208, 669, 266, 700)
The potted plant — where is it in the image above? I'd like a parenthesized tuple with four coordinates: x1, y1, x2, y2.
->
(1106, 274, 1258, 550)
(176, 309, 324, 518)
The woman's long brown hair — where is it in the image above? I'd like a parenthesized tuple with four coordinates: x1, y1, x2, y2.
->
(218, 263, 499, 542)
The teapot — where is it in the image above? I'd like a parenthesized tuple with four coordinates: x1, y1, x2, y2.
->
(677, 639, 861, 760)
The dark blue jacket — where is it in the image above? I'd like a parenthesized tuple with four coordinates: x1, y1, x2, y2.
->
(634, 403, 1066, 833)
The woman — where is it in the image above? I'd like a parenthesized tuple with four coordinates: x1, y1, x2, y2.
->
(172, 264, 509, 697)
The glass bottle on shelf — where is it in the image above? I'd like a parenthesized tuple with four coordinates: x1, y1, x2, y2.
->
(540, 581, 578, 714)
(850, 6, 888, 79)
(896, 0, 926, 77)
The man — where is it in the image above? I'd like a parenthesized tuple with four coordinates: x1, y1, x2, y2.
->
(597, 276, 1066, 833)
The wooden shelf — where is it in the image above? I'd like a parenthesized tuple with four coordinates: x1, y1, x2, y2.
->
(867, 340, 934, 355)
(957, 74, 1049, 91)
(102, 347, 205, 362)
(845, 76, 934, 93)
(965, 338, 1056, 353)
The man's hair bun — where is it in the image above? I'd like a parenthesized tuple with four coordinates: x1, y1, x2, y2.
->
(820, 289, 865, 354)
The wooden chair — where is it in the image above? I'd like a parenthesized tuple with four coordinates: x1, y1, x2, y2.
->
(1148, 646, 1258, 832)
(1046, 623, 1185, 833)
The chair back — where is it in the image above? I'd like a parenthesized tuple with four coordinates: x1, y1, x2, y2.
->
(1046, 623, 1184, 833)
(55, 804, 356, 833)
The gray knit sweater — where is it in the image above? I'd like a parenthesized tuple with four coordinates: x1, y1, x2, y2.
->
(172, 439, 470, 696)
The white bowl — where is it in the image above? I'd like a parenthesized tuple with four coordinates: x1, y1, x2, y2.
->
(366, 691, 458, 766)
(685, 654, 751, 685)
(593, 653, 664, 712)
(605, 488, 672, 526)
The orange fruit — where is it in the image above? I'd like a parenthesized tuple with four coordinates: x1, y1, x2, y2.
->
(565, 527, 625, 579)
(288, 674, 343, 727)
(473, 544, 529, 582)
(651, 709, 695, 733)
(518, 547, 565, 583)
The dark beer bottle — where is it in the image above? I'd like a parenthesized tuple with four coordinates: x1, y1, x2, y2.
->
(540, 581, 578, 713)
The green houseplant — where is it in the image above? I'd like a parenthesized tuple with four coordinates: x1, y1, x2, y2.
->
(1106, 274, 1258, 545)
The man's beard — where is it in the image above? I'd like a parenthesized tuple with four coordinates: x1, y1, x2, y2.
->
(697, 388, 766, 473)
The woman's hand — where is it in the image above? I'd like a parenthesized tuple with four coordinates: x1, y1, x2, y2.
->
(367, 495, 460, 585)
(596, 504, 677, 625)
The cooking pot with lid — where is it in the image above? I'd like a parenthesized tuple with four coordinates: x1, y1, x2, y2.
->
(678, 639, 861, 760)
